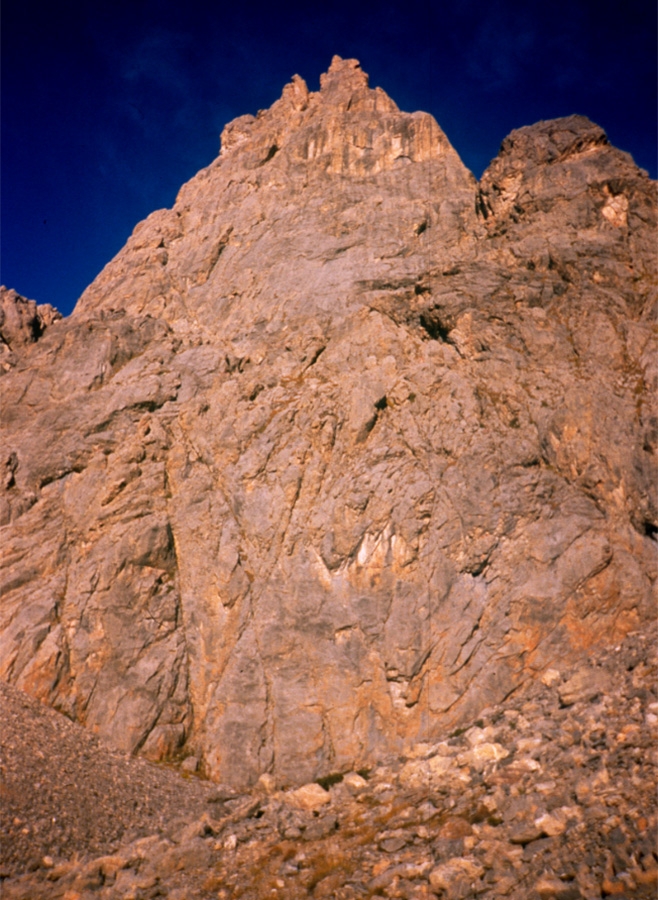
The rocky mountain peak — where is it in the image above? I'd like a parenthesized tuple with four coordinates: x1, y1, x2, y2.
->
(496, 115, 609, 168)
(320, 54, 368, 91)
(0, 59, 656, 796)
(75, 58, 473, 334)
(217, 55, 450, 187)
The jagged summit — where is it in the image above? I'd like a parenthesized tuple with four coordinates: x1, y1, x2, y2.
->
(219, 56, 401, 159)
(0, 59, 656, 791)
(320, 54, 370, 90)
(73, 57, 475, 335)
(214, 54, 445, 176)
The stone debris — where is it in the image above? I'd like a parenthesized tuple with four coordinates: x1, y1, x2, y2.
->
(1, 623, 655, 898)
(284, 783, 332, 811)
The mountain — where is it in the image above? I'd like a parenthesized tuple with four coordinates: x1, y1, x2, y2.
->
(1, 56, 656, 793)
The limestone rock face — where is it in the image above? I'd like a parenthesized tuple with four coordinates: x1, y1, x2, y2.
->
(1, 57, 656, 789)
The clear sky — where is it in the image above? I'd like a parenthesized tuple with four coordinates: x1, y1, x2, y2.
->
(2, 0, 656, 317)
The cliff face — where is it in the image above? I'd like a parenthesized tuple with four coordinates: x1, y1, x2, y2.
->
(1, 57, 656, 789)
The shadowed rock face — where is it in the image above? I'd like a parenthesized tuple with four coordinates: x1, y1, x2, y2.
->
(1, 57, 656, 789)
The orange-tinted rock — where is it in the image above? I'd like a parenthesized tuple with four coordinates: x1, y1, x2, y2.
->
(0, 58, 656, 789)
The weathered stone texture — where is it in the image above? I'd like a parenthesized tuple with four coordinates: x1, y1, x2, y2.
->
(1, 56, 656, 788)
(0, 286, 61, 371)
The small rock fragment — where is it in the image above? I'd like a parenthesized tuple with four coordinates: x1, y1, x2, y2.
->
(558, 669, 611, 706)
(378, 834, 408, 853)
(541, 668, 561, 687)
(284, 782, 331, 811)
(257, 772, 277, 794)
(429, 857, 484, 898)
(223, 834, 237, 851)
(535, 874, 581, 899)
(535, 812, 567, 837)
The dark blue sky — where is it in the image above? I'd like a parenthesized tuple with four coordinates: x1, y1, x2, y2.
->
(2, 0, 656, 316)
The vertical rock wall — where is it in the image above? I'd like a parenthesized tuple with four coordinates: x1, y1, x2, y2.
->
(1, 58, 655, 787)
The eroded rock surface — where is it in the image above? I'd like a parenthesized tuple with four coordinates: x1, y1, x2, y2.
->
(0, 57, 656, 790)
(0, 286, 62, 371)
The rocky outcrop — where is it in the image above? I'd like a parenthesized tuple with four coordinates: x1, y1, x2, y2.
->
(0, 56, 656, 789)
(0, 286, 61, 371)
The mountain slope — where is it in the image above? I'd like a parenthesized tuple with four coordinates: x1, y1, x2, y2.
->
(1, 57, 656, 789)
